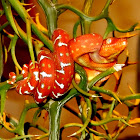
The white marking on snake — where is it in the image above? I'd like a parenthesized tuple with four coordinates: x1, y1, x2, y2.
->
(60, 53, 63, 56)
(24, 90, 30, 94)
(40, 71, 52, 78)
(52, 91, 63, 98)
(21, 70, 26, 75)
(55, 80, 64, 89)
(39, 55, 51, 63)
(33, 71, 39, 81)
(23, 64, 28, 68)
(56, 62, 71, 74)
(28, 82, 34, 90)
(29, 61, 33, 66)
(19, 87, 23, 95)
(41, 83, 45, 89)
(37, 88, 46, 99)
(54, 35, 61, 44)
(58, 42, 67, 47)
(11, 75, 16, 79)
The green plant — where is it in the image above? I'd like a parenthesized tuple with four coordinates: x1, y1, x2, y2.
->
(0, 0, 140, 139)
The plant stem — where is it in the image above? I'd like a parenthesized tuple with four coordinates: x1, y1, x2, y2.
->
(48, 63, 87, 140)
(10, 34, 22, 70)
(48, 100, 62, 140)
(88, 64, 124, 88)
(26, 17, 35, 63)
(8, 0, 53, 51)
(81, 0, 93, 34)
(82, 0, 94, 16)
(81, 19, 92, 34)
(2, 0, 19, 36)
(37, 0, 58, 38)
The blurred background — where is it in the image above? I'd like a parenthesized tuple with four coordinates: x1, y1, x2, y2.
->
(0, 0, 140, 139)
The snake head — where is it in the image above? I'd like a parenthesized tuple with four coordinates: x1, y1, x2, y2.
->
(99, 37, 127, 61)
(69, 34, 127, 71)
(68, 33, 116, 71)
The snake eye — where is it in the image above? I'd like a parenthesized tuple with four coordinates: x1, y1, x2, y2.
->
(106, 38, 112, 44)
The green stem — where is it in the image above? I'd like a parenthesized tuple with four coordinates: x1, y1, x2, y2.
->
(73, 20, 80, 38)
(10, 34, 22, 70)
(80, 19, 92, 34)
(10, 135, 37, 140)
(0, 9, 4, 17)
(120, 94, 140, 102)
(0, 89, 7, 115)
(72, 79, 99, 97)
(2, 6, 28, 43)
(29, 123, 49, 133)
(56, 4, 93, 21)
(32, 108, 43, 124)
(48, 100, 62, 140)
(82, 0, 94, 16)
(0, 22, 9, 32)
(106, 99, 115, 118)
(100, 0, 111, 17)
(2, 0, 19, 36)
(37, 0, 58, 38)
(103, 17, 138, 39)
(103, 18, 116, 39)
(81, 0, 93, 34)
(89, 127, 109, 139)
(69, 97, 92, 137)
(8, 0, 53, 51)
(56, 0, 112, 22)
(48, 63, 88, 140)
(112, 108, 133, 139)
(88, 64, 124, 88)
(1, 2, 43, 51)
(91, 86, 121, 103)
(26, 17, 35, 63)
(90, 117, 131, 127)
(15, 103, 39, 135)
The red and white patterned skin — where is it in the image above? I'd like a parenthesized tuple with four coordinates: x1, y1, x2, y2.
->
(49, 29, 74, 99)
(7, 29, 74, 104)
(16, 61, 39, 95)
(68, 34, 127, 82)
(7, 30, 127, 103)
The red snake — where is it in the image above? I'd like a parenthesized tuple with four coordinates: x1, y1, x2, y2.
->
(7, 29, 127, 103)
